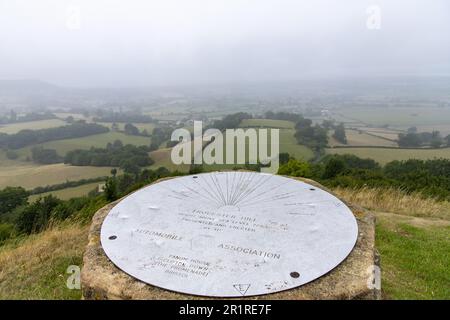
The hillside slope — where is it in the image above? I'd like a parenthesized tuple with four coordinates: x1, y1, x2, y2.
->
(0, 223, 88, 299)
(0, 188, 449, 300)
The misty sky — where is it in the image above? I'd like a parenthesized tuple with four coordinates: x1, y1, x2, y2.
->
(0, 0, 449, 87)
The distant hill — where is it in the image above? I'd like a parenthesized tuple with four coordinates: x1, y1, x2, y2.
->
(0, 79, 61, 94)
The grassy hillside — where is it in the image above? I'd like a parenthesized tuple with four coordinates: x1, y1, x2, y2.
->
(333, 188, 450, 299)
(0, 185, 448, 299)
(333, 187, 450, 299)
(375, 213, 449, 299)
(0, 223, 88, 299)
(239, 119, 313, 160)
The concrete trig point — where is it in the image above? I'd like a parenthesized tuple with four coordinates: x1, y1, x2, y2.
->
(81, 172, 380, 299)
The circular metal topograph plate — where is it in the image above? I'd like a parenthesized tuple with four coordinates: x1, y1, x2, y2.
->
(101, 172, 358, 297)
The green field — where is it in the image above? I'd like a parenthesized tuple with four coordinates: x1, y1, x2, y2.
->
(326, 147, 450, 165)
(338, 107, 450, 127)
(201, 128, 313, 171)
(0, 119, 67, 134)
(148, 118, 312, 171)
(149, 126, 314, 172)
(329, 129, 398, 147)
(0, 127, 152, 190)
(0, 129, 151, 190)
(241, 119, 313, 160)
(279, 129, 314, 160)
(28, 182, 102, 202)
(0, 163, 112, 190)
(364, 129, 401, 141)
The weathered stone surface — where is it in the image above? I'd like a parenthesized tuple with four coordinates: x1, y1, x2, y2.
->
(81, 176, 379, 300)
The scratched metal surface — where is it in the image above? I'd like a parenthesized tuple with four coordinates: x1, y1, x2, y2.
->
(101, 172, 358, 297)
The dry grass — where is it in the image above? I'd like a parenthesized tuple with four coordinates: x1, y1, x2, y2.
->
(333, 186, 450, 299)
(375, 212, 450, 230)
(0, 223, 89, 299)
(333, 186, 450, 220)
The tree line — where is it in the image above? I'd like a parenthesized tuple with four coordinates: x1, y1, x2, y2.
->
(263, 111, 347, 150)
(64, 140, 154, 172)
(398, 127, 450, 148)
(211, 112, 253, 130)
(149, 126, 175, 150)
(278, 155, 450, 201)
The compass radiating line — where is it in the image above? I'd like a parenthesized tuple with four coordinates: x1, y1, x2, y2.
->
(226, 173, 229, 205)
(232, 172, 272, 203)
(159, 182, 219, 205)
(235, 172, 260, 205)
(194, 174, 224, 204)
(208, 173, 226, 205)
(240, 186, 315, 207)
(228, 171, 243, 205)
(230, 171, 252, 205)
(213, 173, 228, 205)
(163, 178, 222, 207)
(229, 171, 239, 205)
(238, 180, 294, 207)
(191, 177, 223, 206)
(232, 173, 273, 206)
(161, 172, 317, 209)
(230, 172, 260, 205)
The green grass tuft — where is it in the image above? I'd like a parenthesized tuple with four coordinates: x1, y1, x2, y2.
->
(376, 221, 450, 299)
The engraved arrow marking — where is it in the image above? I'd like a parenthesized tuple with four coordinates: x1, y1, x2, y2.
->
(233, 284, 251, 296)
